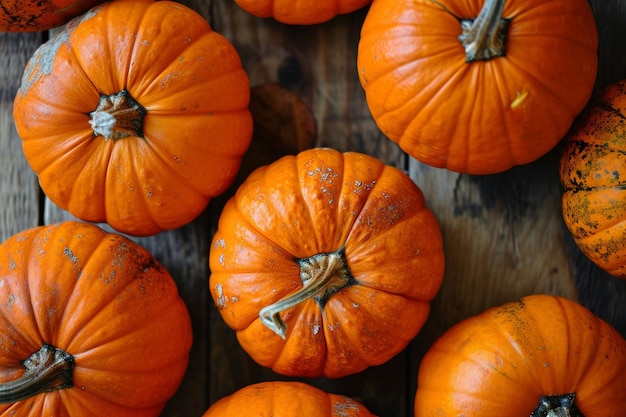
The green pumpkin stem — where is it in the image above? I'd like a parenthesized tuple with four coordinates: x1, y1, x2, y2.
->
(0, 344, 74, 404)
(259, 248, 355, 339)
(530, 394, 586, 417)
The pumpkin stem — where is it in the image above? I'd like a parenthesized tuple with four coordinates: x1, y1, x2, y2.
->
(259, 248, 354, 339)
(89, 89, 146, 140)
(0, 344, 74, 404)
(458, 0, 510, 62)
(530, 394, 586, 417)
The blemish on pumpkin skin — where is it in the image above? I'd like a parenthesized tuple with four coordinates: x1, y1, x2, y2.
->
(510, 90, 529, 108)
(215, 283, 228, 308)
(333, 399, 362, 417)
(63, 247, 78, 265)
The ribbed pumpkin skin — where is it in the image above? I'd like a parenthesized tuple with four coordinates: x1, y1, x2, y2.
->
(560, 80, 626, 279)
(415, 295, 626, 417)
(202, 381, 378, 416)
(233, 0, 372, 24)
(12, 0, 253, 237)
(0, 221, 193, 416)
(0, 0, 106, 32)
(209, 148, 445, 378)
(357, 0, 598, 174)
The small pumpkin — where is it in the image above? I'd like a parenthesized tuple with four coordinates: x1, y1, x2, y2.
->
(209, 148, 445, 378)
(232, 0, 372, 24)
(357, 0, 598, 174)
(560, 80, 626, 279)
(0, 221, 193, 416)
(414, 294, 626, 417)
(202, 381, 378, 416)
(12, 0, 253, 236)
(0, 0, 106, 32)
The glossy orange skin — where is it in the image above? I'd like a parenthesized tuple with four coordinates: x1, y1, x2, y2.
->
(415, 295, 626, 417)
(233, 0, 371, 24)
(560, 80, 626, 279)
(13, 0, 253, 236)
(209, 148, 445, 378)
(202, 381, 378, 416)
(357, 0, 598, 174)
(0, 0, 106, 32)
(0, 221, 193, 416)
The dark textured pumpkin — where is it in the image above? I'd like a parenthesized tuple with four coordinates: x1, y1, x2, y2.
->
(0, 221, 193, 416)
(209, 148, 445, 378)
(0, 0, 106, 32)
(560, 80, 626, 279)
(233, 0, 372, 24)
(12, 0, 253, 236)
(414, 294, 626, 417)
(202, 381, 378, 416)
(357, 0, 598, 174)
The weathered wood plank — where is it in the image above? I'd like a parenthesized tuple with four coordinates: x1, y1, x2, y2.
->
(205, 2, 411, 416)
(208, 0, 404, 166)
(0, 32, 42, 242)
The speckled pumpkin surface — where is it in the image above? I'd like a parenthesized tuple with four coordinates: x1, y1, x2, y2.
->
(560, 80, 626, 278)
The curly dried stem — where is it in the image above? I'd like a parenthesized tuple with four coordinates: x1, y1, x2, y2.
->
(259, 249, 353, 339)
(0, 344, 74, 404)
(458, 0, 510, 62)
(530, 394, 585, 417)
(89, 89, 146, 140)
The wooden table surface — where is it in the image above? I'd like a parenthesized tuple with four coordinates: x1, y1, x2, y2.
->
(1, 1, 625, 416)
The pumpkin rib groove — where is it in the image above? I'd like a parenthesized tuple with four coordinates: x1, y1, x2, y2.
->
(54, 236, 147, 346)
(369, 50, 462, 115)
(503, 50, 590, 117)
(123, 2, 161, 91)
(65, 294, 183, 356)
(294, 149, 331, 254)
(343, 164, 422, 243)
(335, 160, 385, 251)
(554, 298, 598, 394)
(396, 62, 469, 153)
(574, 216, 626, 245)
(102, 150, 163, 232)
(231, 174, 304, 258)
(68, 146, 110, 220)
(266, 157, 321, 254)
(135, 46, 242, 110)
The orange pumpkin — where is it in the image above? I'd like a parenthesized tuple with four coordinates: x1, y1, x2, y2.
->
(232, 0, 372, 24)
(0, 221, 193, 416)
(209, 148, 445, 378)
(202, 381, 378, 416)
(0, 0, 106, 32)
(414, 294, 626, 417)
(560, 80, 626, 279)
(357, 0, 598, 174)
(12, 0, 253, 236)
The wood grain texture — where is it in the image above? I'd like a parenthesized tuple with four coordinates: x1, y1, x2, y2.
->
(0, 32, 42, 242)
(204, 2, 410, 416)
